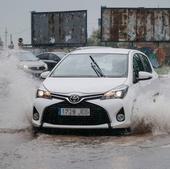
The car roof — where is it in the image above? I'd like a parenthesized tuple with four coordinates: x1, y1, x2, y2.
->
(37, 51, 66, 57)
(71, 46, 132, 54)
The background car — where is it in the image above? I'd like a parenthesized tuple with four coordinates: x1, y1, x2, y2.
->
(12, 50, 48, 76)
(32, 47, 158, 133)
(36, 52, 66, 71)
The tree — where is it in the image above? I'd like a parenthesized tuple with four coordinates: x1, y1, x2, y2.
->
(87, 29, 120, 47)
(87, 29, 101, 46)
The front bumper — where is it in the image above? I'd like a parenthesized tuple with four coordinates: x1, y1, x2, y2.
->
(32, 97, 132, 129)
(42, 123, 109, 129)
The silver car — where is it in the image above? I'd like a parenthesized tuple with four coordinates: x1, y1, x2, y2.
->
(13, 50, 48, 76)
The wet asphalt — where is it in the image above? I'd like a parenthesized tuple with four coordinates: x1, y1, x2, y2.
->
(0, 129, 170, 169)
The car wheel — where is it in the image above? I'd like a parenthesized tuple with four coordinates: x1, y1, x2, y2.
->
(32, 126, 41, 134)
(121, 128, 131, 135)
(111, 128, 131, 135)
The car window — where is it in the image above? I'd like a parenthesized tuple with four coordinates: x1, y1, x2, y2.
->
(49, 53, 60, 62)
(133, 54, 144, 72)
(133, 54, 145, 80)
(139, 54, 152, 73)
(133, 56, 139, 78)
(37, 53, 48, 60)
(50, 54, 128, 78)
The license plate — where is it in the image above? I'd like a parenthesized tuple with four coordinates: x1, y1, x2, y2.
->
(59, 108, 90, 116)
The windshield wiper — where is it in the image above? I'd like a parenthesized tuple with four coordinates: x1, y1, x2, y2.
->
(89, 56, 105, 77)
(90, 63, 101, 77)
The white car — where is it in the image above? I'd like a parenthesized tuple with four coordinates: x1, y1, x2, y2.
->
(12, 50, 48, 76)
(36, 52, 66, 71)
(32, 47, 158, 132)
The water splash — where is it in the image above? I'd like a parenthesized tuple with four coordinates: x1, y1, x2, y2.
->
(0, 49, 39, 131)
(131, 76, 170, 135)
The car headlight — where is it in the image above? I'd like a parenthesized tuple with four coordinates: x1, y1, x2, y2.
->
(23, 65, 29, 69)
(101, 85, 128, 100)
(36, 89, 52, 99)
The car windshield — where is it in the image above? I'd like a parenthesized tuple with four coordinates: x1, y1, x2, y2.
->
(15, 52, 39, 61)
(50, 53, 128, 78)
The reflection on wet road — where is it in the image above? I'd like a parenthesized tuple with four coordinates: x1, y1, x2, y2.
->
(1, 131, 170, 169)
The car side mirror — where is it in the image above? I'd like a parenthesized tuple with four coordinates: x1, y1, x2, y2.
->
(40, 71, 50, 79)
(138, 71, 153, 81)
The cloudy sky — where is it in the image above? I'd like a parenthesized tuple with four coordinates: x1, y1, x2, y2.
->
(0, 0, 170, 45)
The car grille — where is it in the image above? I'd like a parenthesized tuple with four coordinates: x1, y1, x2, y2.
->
(42, 101, 110, 125)
(30, 66, 45, 70)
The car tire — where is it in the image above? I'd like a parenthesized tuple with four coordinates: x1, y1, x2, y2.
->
(32, 126, 41, 134)
(122, 128, 131, 135)
(111, 128, 131, 135)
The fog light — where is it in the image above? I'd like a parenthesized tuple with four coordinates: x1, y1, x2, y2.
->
(116, 108, 125, 122)
(116, 113, 125, 122)
(33, 108, 39, 121)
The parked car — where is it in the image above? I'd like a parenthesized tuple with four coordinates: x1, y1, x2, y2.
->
(32, 47, 158, 132)
(12, 50, 48, 76)
(36, 52, 66, 71)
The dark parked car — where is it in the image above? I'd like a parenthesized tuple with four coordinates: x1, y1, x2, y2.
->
(36, 52, 66, 71)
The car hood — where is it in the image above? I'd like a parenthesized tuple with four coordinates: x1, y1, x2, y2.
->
(20, 60, 46, 67)
(43, 77, 127, 94)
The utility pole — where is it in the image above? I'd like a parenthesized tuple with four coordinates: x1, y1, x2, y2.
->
(5, 27, 8, 48)
(10, 34, 12, 42)
(9, 34, 14, 49)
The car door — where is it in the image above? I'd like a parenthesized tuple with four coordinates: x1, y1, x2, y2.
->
(123, 53, 142, 118)
(133, 53, 159, 99)
(129, 53, 151, 100)
(126, 53, 149, 117)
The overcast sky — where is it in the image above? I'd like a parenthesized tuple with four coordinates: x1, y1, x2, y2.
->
(0, 0, 170, 45)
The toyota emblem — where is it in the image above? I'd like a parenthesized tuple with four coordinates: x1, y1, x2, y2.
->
(69, 95, 80, 104)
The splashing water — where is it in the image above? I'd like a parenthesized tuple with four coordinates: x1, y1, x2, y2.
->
(131, 76, 170, 135)
(0, 50, 39, 131)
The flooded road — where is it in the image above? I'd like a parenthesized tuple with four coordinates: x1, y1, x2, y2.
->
(1, 131, 170, 169)
(1, 50, 170, 169)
